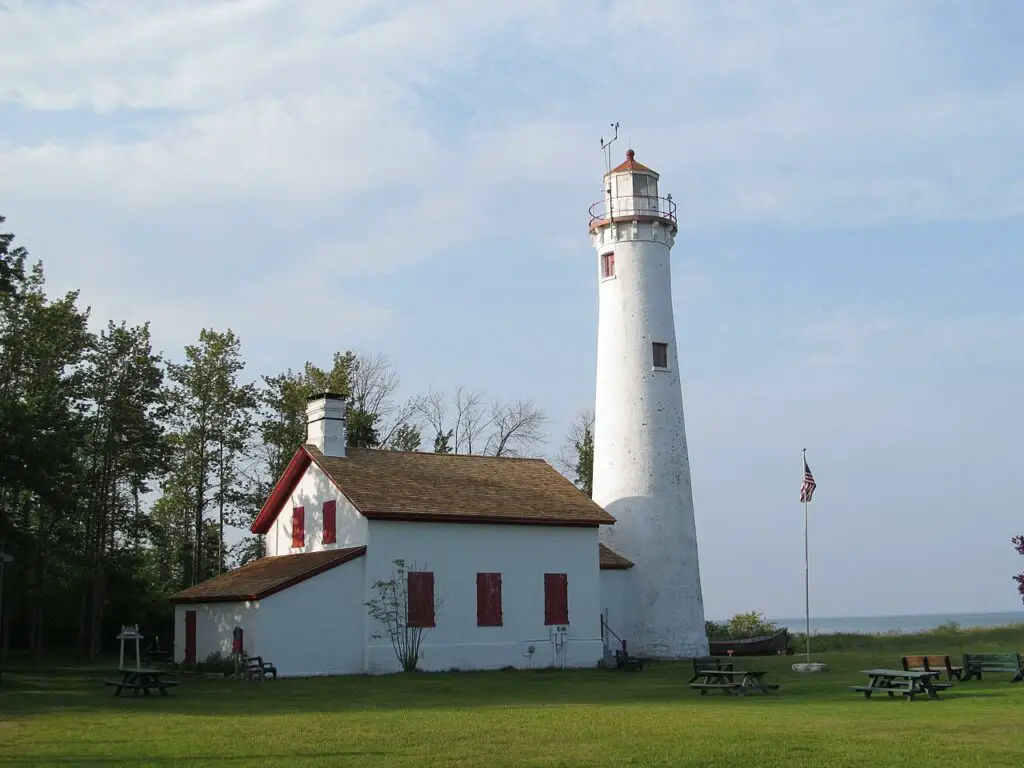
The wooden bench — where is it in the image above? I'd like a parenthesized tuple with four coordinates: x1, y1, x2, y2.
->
(688, 655, 733, 684)
(961, 652, 1023, 682)
(901, 654, 963, 681)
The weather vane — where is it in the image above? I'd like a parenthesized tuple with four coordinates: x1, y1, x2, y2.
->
(600, 122, 620, 178)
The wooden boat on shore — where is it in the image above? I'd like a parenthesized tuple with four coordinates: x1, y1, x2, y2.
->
(709, 628, 793, 657)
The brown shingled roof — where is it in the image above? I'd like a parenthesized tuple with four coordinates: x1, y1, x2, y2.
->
(608, 149, 657, 176)
(300, 445, 616, 527)
(599, 543, 634, 569)
(169, 547, 366, 604)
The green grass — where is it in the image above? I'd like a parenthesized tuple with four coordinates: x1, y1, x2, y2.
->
(2, 636, 1024, 767)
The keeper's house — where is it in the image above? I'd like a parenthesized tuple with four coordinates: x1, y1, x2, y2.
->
(169, 393, 634, 676)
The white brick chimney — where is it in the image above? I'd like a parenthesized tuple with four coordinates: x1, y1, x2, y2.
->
(306, 392, 347, 458)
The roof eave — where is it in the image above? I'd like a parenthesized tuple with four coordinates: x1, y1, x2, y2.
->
(363, 511, 612, 527)
(168, 546, 367, 604)
(249, 447, 315, 534)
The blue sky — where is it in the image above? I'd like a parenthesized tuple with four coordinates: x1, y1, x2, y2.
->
(2, 0, 1023, 622)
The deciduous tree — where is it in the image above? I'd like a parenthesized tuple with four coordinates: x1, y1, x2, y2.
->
(556, 410, 595, 496)
(163, 329, 256, 586)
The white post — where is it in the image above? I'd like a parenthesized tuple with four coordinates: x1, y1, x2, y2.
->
(119, 626, 125, 669)
(804, 498, 810, 663)
(802, 448, 811, 663)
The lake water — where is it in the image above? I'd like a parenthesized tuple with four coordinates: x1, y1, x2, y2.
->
(769, 611, 1024, 635)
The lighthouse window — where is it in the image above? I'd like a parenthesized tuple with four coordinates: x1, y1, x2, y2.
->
(652, 342, 669, 369)
(601, 252, 615, 278)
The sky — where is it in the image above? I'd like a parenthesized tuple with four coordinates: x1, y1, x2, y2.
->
(2, 0, 1023, 623)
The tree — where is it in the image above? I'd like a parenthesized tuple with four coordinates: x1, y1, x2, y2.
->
(1013, 536, 1024, 604)
(556, 409, 594, 496)
(0, 216, 25, 297)
(388, 423, 423, 452)
(433, 430, 453, 454)
(164, 329, 256, 586)
(77, 321, 168, 657)
(365, 558, 441, 672)
(0, 254, 93, 656)
(412, 386, 549, 457)
(485, 398, 548, 457)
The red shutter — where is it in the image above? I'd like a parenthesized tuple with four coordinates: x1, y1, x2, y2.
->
(322, 500, 337, 544)
(602, 252, 615, 278)
(544, 573, 569, 625)
(291, 506, 305, 548)
(477, 573, 503, 626)
(184, 610, 197, 666)
(407, 571, 436, 628)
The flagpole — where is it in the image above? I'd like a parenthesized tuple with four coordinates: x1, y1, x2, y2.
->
(803, 448, 810, 663)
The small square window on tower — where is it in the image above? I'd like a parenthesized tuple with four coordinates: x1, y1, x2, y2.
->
(652, 342, 669, 369)
(601, 252, 615, 279)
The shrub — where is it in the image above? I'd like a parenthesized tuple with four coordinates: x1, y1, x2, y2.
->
(705, 620, 729, 640)
(727, 611, 780, 639)
(705, 612, 781, 640)
(196, 651, 236, 676)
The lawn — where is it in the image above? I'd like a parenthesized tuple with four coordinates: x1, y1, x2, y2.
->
(2, 642, 1023, 767)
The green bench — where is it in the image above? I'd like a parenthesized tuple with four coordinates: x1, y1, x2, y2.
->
(961, 652, 1023, 682)
(687, 655, 733, 684)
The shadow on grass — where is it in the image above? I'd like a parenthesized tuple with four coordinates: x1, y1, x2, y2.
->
(2, 654, 1020, 719)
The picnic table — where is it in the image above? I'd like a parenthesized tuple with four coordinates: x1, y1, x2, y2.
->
(850, 669, 952, 701)
(689, 667, 778, 695)
(104, 667, 179, 697)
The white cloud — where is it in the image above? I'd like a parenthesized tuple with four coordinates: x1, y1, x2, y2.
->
(2, 0, 1022, 228)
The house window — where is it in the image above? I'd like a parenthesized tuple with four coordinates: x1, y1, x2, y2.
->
(544, 573, 569, 625)
(407, 571, 436, 628)
(476, 573, 503, 627)
(652, 342, 669, 369)
(291, 506, 305, 548)
(322, 500, 336, 545)
(601, 252, 615, 279)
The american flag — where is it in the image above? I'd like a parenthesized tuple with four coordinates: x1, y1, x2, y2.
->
(800, 458, 816, 503)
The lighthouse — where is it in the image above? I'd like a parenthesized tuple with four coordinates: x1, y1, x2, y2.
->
(589, 148, 709, 658)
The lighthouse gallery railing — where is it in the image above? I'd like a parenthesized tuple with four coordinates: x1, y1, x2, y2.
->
(588, 195, 678, 228)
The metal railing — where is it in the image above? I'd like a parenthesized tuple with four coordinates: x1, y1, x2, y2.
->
(589, 195, 677, 228)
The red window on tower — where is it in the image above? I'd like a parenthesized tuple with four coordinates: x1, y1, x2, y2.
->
(407, 571, 436, 628)
(322, 500, 337, 545)
(601, 252, 615, 278)
(476, 573, 503, 626)
(544, 573, 569, 625)
(291, 506, 305, 548)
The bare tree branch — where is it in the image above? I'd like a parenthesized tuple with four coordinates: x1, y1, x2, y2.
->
(411, 386, 447, 445)
(453, 386, 489, 454)
(411, 386, 549, 457)
(485, 398, 549, 458)
(348, 352, 421, 449)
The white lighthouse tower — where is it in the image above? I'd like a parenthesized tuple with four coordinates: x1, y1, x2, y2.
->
(589, 146, 709, 658)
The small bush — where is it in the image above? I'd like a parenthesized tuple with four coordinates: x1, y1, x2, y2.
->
(196, 651, 236, 676)
(727, 611, 780, 639)
(705, 613, 780, 640)
(705, 620, 729, 640)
